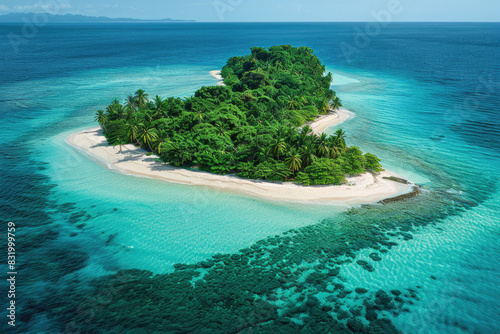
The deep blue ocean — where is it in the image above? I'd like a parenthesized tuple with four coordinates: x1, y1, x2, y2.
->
(0, 23, 499, 333)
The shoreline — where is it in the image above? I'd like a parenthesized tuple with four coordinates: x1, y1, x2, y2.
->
(209, 70, 224, 86)
(66, 129, 413, 206)
(308, 108, 352, 134)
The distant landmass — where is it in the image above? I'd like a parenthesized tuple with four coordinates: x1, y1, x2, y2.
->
(0, 13, 195, 23)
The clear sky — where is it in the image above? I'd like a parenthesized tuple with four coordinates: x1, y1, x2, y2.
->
(0, 0, 498, 22)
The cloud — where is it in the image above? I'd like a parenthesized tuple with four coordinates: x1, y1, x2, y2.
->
(0, 5, 9, 11)
(13, 3, 72, 14)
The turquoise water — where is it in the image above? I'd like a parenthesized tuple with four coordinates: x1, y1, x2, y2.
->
(0, 23, 499, 333)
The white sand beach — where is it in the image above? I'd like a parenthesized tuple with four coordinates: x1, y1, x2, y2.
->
(67, 121, 412, 206)
(209, 70, 224, 86)
(308, 108, 352, 134)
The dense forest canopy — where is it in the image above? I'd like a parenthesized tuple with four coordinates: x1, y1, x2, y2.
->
(95, 45, 382, 185)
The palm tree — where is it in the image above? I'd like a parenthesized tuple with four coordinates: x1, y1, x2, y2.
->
(320, 101, 330, 115)
(300, 125, 313, 136)
(139, 127, 158, 150)
(112, 137, 128, 154)
(149, 129, 171, 155)
(285, 149, 302, 174)
(331, 97, 342, 110)
(134, 89, 149, 109)
(126, 95, 137, 111)
(287, 97, 302, 110)
(125, 122, 141, 144)
(297, 125, 313, 146)
(328, 146, 341, 159)
(325, 72, 333, 85)
(333, 128, 347, 151)
(152, 95, 165, 112)
(115, 104, 126, 120)
(143, 112, 154, 124)
(316, 133, 330, 157)
(299, 146, 316, 168)
(94, 110, 109, 129)
(106, 99, 123, 119)
(152, 139, 166, 154)
(125, 111, 138, 124)
(271, 139, 286, 159)
(108, 126, 128, 154)
(325, 89, 336, 102)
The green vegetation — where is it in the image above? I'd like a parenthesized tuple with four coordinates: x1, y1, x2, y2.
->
(96, 45, 382, 185)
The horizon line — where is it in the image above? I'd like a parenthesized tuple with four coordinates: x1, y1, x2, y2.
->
(0, 13, 499, 23)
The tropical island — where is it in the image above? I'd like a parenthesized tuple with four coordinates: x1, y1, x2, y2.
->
(69, 45, 413, 204)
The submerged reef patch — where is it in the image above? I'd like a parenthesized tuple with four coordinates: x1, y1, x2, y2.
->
(35, 187, 476, 333)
